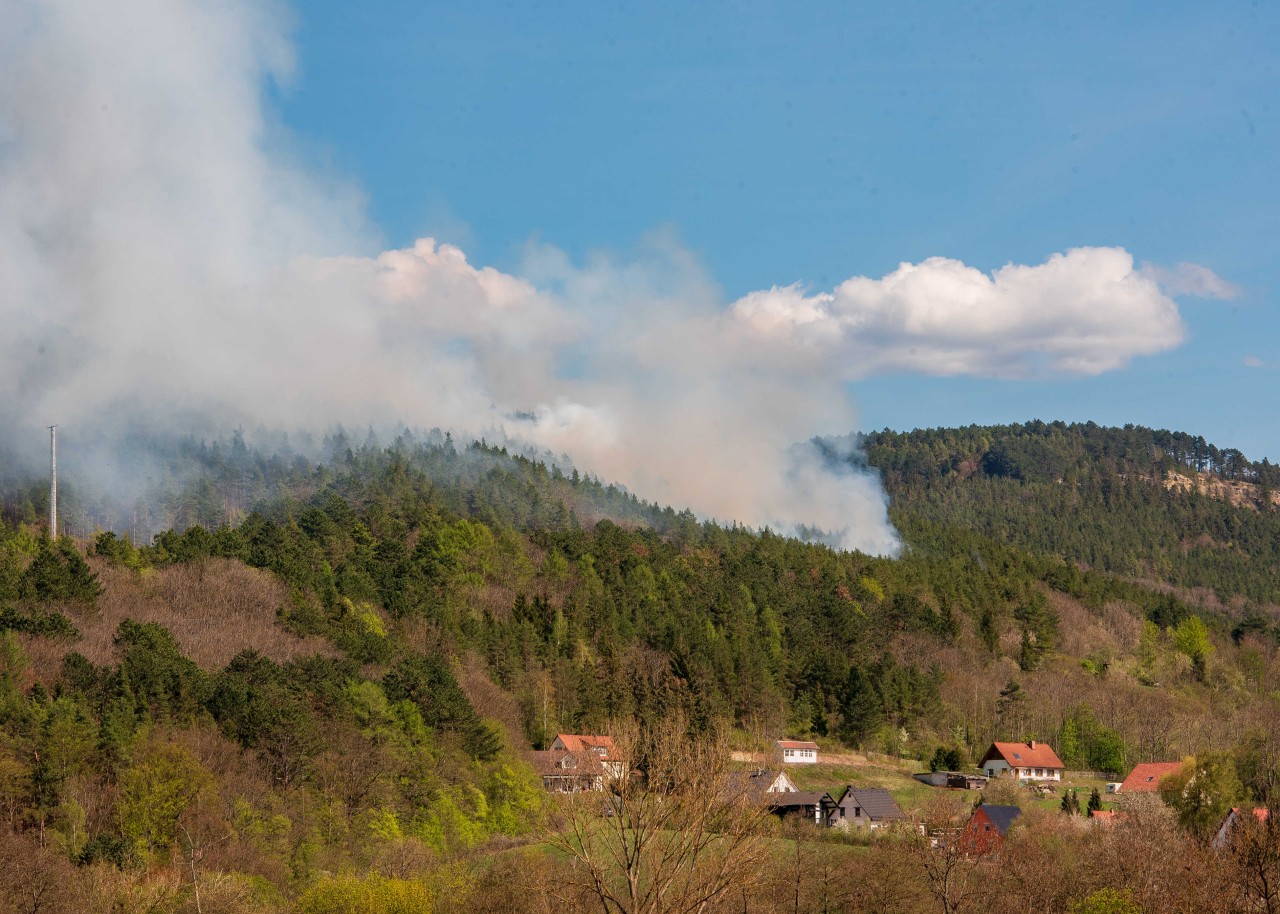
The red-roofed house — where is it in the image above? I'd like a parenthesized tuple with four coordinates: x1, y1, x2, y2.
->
(1118, 761, 1182, 793)
(979, 741, 1065, 782)
(776, 740, 819, 765)
(549, 734, 626, 780)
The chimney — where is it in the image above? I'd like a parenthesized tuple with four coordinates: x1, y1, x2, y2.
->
(1029, 740, 1037, 749)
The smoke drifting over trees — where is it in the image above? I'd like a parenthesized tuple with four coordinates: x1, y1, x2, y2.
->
(0, 0, 1230, 553)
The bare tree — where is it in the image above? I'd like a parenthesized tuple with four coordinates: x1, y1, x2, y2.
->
(543, 714, 771, 914)
(1226, 802, 1280, 914)
(912, 795, 985, 914)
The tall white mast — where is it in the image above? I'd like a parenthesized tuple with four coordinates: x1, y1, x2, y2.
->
(49, 425, 57, 537)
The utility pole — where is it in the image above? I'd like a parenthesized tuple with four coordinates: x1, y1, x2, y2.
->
(49, 425, 57, 537)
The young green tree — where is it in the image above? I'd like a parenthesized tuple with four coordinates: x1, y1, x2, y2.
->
(1159, 754, 1242, 837)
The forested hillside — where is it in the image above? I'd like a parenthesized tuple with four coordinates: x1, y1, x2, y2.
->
(3, 422, 1280, 911)
(865, 421, 1280, 604)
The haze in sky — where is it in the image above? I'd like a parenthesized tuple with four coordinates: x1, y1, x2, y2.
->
(0, 0, 1274, 554)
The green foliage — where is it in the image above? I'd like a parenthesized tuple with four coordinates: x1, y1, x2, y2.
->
(1057, 706, 1126, 773)
(296, 874, 436, 914)
(1061, 788, 1081, 816)
(1159, 753, 1243, 837)
(115, 619, 207, 720)
(1070, 888, 1144, 914)
(1172, 615, 1214, 681)
(0, 605, 77, 639)
(22, 538, 102, 605)
(929, 746, 964, 772)
(382, 656, 501, 760)
(118, 740, 214, 856)
(92, 531, 141, 569)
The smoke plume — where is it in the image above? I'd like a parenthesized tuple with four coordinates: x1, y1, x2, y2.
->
(0, 0, 1226, 555)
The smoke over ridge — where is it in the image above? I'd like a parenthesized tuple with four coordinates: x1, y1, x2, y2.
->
(0, 0, 1230, 555)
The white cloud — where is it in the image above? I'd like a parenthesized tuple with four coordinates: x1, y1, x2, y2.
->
(1243, 355, 1277, 370)
(1141, 262, 1242, 300)
(729, 248, 1191, 379)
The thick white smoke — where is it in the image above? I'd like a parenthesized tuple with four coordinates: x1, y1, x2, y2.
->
(0, 0, 1231, 555)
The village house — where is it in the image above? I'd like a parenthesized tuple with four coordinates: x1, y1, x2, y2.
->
(549, 734, 626, 779)
(765, 790, 840, 827)
(1117, 761, 1182, 793)
(979, 740, 1064, 782)
(529, 748, 610, 793)
(530, 733, 625, 792)
(834, 787, 903, 830)
(959, 804, 1022, 855)
(728, 768, 798, 798)
(776, 739, 819, 764)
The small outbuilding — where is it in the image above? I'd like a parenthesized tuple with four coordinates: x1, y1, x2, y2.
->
(776, 740, 819, 764)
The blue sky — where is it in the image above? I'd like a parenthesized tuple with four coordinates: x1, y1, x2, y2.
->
(274, 0, 1279, 459)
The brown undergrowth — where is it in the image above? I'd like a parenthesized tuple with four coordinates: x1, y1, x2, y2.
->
(22, 557, 334, 679)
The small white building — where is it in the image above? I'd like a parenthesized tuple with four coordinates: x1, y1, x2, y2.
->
(776, 739, 819, 764)
(979, 740, 1064, 781)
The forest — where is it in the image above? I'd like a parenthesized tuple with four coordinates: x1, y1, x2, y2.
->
(2, 421, 1280, 913)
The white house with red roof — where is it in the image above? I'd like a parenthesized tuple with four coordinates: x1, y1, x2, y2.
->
(776, 739, 819, 764)
(979, 740, 1064, 781)
(548, 734, 626, 780)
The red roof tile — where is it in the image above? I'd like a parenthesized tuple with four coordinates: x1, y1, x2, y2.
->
(1119, 762, 1183, 793)
(777, 740, 819, 750)
(552, 734, 617, 759)
(981, 741, 1065, 769)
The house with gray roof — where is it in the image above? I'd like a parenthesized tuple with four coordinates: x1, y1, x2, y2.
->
(834, 787, 904, 830)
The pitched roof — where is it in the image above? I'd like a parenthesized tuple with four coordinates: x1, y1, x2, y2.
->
(725, 769, 792, 800)
(981, 741, 1065, 769)
(767, 790, 835, 810)
(1119, 762, 1183, 793)
(840, 787, 902, 821)
(553, 734, 617, 759)
(977, 804, 1022, 835)
(777, 740, 819, 750)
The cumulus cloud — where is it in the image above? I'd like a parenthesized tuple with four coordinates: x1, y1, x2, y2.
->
(1243, 355, 1278, 370)
(0, 0, 1228, 556)
(730, 248, 1192, 379)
